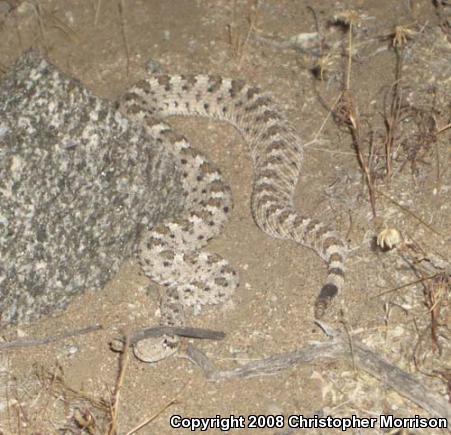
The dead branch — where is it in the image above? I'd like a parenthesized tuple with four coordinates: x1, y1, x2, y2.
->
(185, 326, 451, 427)
(0, 324, 103, 352)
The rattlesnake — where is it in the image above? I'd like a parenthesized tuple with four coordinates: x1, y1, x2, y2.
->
(119, 74, 348, 362)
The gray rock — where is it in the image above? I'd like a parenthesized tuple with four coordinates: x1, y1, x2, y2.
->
(0, 50, 184, 326)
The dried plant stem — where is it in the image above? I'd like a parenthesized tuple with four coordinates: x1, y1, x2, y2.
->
(345, 22, 353, 90)
(0, 325, 103, 352)
(384, 44, 405, 178)
(305, 92, 342, 147)
(437, 122, 451, 134)
(108, 334, 130, 435)
(384, 80, 402, 179)
(124, 385, 186, 435)
(374, 274, 439, 298)
(351, 115, 377, 216)
(186, 336, 451, 425)
(378, 190, 443, 236)
(340, 22, 377, 216)
(95, 0, 102, 26)
(118, 0, 130, 75)
(33, 2, 48, 53)
(228, 0, 258, 66)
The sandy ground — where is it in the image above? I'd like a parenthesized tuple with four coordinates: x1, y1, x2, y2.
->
(0, 0, 450, 434)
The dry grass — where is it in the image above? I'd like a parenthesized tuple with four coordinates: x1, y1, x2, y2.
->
(309, 13, 450, 418)
(1, 327, 189, 434)
(1, 363, 111, 433)
(312, 12, 448, 222)
(227, 0, 259, 67)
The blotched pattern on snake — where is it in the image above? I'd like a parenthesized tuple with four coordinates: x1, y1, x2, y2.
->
(119, 74, 348, 362)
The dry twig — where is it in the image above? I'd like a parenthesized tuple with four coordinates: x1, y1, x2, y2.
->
(107, 334, 130, 435)
(227, 0, 259, 66)
(185, 326, 451, 428)
(0, 325, 103, 352)
(118, 0, 130, 75)
(124, 388, 184, 435)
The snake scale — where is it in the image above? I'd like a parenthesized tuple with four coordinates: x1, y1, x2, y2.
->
(119, 74, 348, 362)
